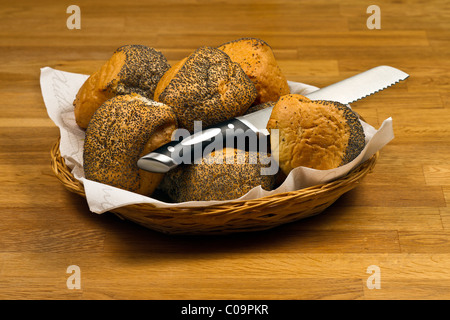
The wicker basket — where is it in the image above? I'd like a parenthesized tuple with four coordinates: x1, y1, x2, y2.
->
(50, 137, 378, 235)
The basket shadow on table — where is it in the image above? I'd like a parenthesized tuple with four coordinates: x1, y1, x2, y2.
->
(86, 193, 356, 260)
(51, 138, 377, 259)
(97, 164, 376, 259)
(55, 176, 376, 260)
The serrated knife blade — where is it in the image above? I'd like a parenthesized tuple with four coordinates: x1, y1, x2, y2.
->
(305, 65, 409, 104)
(138, 65, 409, 173)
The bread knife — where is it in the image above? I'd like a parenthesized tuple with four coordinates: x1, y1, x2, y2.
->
(138, 65, 409, 173)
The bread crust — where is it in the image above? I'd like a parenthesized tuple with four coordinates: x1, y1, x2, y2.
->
(218, 37, 290, 105)
(266, 94, 365, 174)
(159, 148, 277, 202)
(83, 94, 177, 196)
(74, 45, 170, 129)
(154, 46, 257, 132)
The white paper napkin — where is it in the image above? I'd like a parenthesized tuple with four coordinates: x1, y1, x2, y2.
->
(40, 67, 394, 213)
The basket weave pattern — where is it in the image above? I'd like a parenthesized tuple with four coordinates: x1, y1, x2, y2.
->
(50, 138, 378, 235)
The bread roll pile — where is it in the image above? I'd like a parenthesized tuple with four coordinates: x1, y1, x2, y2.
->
(74, 38, 365, 202)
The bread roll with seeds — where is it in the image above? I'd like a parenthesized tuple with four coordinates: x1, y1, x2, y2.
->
(154, 46, 257, 132)
(159, 148, 278, 202)
(217, 37, 290, 105)
(83, 94, 177, 196)
(74, 44, 170, 129)
(266, 94, 365, 174)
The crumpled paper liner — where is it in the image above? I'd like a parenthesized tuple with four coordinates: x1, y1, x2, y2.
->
(40, 66, 394, 213)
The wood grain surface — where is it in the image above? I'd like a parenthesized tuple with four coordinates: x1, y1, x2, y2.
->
(1, 0, 450, 301)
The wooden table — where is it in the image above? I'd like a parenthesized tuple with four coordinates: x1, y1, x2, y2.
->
(1, 0, 449, 301)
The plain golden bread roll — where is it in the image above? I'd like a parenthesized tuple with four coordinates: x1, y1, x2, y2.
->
(154, 46, 257, 132)
(159, 148, 278, 202)
(74, 45, 170, 129)
(266, 94, 365, 174)
(83, 94, 177, 196)
(217, 37, 290, 105)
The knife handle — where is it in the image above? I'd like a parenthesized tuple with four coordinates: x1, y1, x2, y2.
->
(137, 118, 257, 173)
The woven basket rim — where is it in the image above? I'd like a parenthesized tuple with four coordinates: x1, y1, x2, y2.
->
(50, 136, 378, 234)
(50, 137, 378, 207)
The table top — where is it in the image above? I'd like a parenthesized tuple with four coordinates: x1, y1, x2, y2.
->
(1, 0, 449, 300)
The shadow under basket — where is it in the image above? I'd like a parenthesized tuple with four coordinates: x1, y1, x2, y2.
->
(50, 137, 378, 235)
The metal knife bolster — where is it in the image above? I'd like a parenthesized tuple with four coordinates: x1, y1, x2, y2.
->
(138, 65, 409, 173)
(137, 117, 267, 173)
